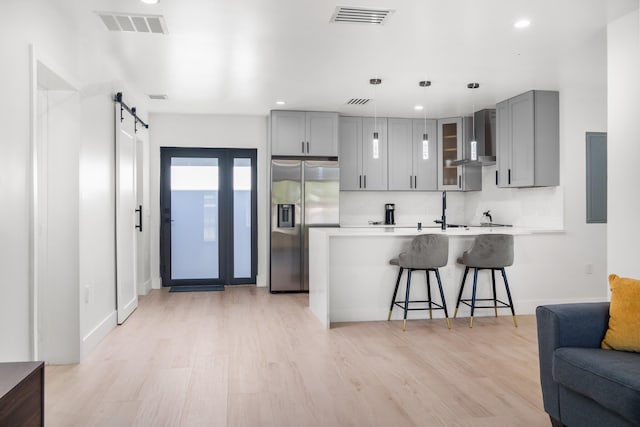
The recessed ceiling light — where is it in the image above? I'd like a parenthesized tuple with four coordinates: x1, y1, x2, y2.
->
(414, 105, 424, 111)
(514, 19, 531, 29)
(276, 101, 286, 106)
(140, 0, 159, 4)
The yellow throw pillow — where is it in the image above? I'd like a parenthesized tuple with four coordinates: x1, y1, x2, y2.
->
(601, 274, 640, 351)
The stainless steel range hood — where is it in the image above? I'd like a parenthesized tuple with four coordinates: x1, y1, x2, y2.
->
(448, 109, 496, 167)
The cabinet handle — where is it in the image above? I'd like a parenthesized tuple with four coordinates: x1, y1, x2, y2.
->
(495, 170, 498, 186)
(301, 141, 305, 153)
(359, 175, 362, 189)
(409, 175, 413, 189)
(508, 169, 511, 185)
(414, 176, 417, 189)
(458, 175, 461, 189)
(306, 141, 310, 153)
(364, 175, 367, 189)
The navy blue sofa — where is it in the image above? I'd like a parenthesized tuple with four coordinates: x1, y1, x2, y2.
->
(536, 303, 640, 427)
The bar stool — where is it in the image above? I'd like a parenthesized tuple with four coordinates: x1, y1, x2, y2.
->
(453, 234, 517, 328)
(387, 234, 450, 330)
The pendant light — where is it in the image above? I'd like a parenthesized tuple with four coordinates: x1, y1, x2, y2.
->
(467, 82, 479, 161)
(370, 78, 382, 159)
(419, 80, 431, 160)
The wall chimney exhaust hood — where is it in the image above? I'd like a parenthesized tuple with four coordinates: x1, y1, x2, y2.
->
(448, 109, 496, 167)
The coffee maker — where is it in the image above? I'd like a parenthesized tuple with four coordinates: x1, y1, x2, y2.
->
(384, 203, 395, 225)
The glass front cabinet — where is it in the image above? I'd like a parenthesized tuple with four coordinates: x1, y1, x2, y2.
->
(437, 117, 481, 192)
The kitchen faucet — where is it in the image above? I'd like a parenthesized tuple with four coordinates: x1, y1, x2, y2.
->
(433, 191, 447, 230)
(482, 210, 492, 223)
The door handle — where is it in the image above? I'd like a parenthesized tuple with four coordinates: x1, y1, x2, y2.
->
(135, 205, 143, 232)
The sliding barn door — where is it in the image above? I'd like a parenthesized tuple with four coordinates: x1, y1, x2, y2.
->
(115, 105, 138, 324)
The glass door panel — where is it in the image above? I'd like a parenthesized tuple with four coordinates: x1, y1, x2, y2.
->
(442, 123, 458, 186)
(233, 158, 252, 278)
(170, 157, 219, 280)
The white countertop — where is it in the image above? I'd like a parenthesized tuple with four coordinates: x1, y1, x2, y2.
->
(315, 226, 564, 237)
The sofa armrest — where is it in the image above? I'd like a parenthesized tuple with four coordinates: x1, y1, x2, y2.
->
(536, 302, 610, 421)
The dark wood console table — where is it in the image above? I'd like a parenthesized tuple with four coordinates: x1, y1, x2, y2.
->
(0, 362, 44, 426)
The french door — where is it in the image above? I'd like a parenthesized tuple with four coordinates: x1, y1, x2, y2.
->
(160, 147, 257, 286)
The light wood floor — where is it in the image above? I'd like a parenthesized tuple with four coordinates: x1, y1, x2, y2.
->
(46, 286, 548, 427)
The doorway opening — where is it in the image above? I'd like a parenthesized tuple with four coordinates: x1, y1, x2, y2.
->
(160, 147, 257, 286)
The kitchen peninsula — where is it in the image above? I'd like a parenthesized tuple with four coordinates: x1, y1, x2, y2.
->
(308, 226, 560, 328)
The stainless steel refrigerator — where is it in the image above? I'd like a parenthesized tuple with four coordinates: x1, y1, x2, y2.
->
(270, 159, 339, 292)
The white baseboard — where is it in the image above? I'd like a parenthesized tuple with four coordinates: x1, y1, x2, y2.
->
(152, 277, 162, 289)
(137, 278, 152, 295)
(81, 311, 117, 360)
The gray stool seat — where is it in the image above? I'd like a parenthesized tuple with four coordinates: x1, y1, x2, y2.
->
(454, 234, 517, 328)
(388, 234, 451, 330)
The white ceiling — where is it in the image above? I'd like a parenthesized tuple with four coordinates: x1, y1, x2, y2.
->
(71, 0, 638, 117)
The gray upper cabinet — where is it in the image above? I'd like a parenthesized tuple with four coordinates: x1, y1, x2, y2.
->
(271, 110, 339, 156)
(496, 90, 559, 187)
(338, 116, 362, 191)
(387, 118, 437, 191)
(338, 116, 387, 190)
(437, 117, 481, 191)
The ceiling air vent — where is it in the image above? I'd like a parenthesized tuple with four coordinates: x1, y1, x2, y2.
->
(148, 94, 168, 100)
(330, 6, 394, 25)
(346, 98, 370, 105)
(96, 12, 168, 34)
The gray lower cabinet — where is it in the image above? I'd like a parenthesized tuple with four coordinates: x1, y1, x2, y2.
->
(437, 117, 481, 191)
(339, 116, 387, 190)
(388, 118, 438, 191)
(496, 90, 559, 187)
(271, 110, 339, 156)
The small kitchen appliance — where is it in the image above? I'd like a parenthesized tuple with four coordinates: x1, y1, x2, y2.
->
(385, 203, 395, 225)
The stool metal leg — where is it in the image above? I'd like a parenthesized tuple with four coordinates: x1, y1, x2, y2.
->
(403, 269, 413, 331)
(434, 269, 451, 329)
(470, 268, 479, 328)
(425, 270, 433, 320)
(491, 269, 498, 318)
(388, 267, 404, 321)
(454, 266, 470, 318)
(501, 268, 518, 328)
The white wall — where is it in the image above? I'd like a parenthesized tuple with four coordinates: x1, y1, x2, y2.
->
(149, 114, 269, 287)
(608, 9, 640, 279)
(0, 0, 80, 362)
(0, 0, 149, 362)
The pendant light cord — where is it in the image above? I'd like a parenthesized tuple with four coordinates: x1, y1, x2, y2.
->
(374, 80, 377, 132)
(424, 83, 427, 135)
